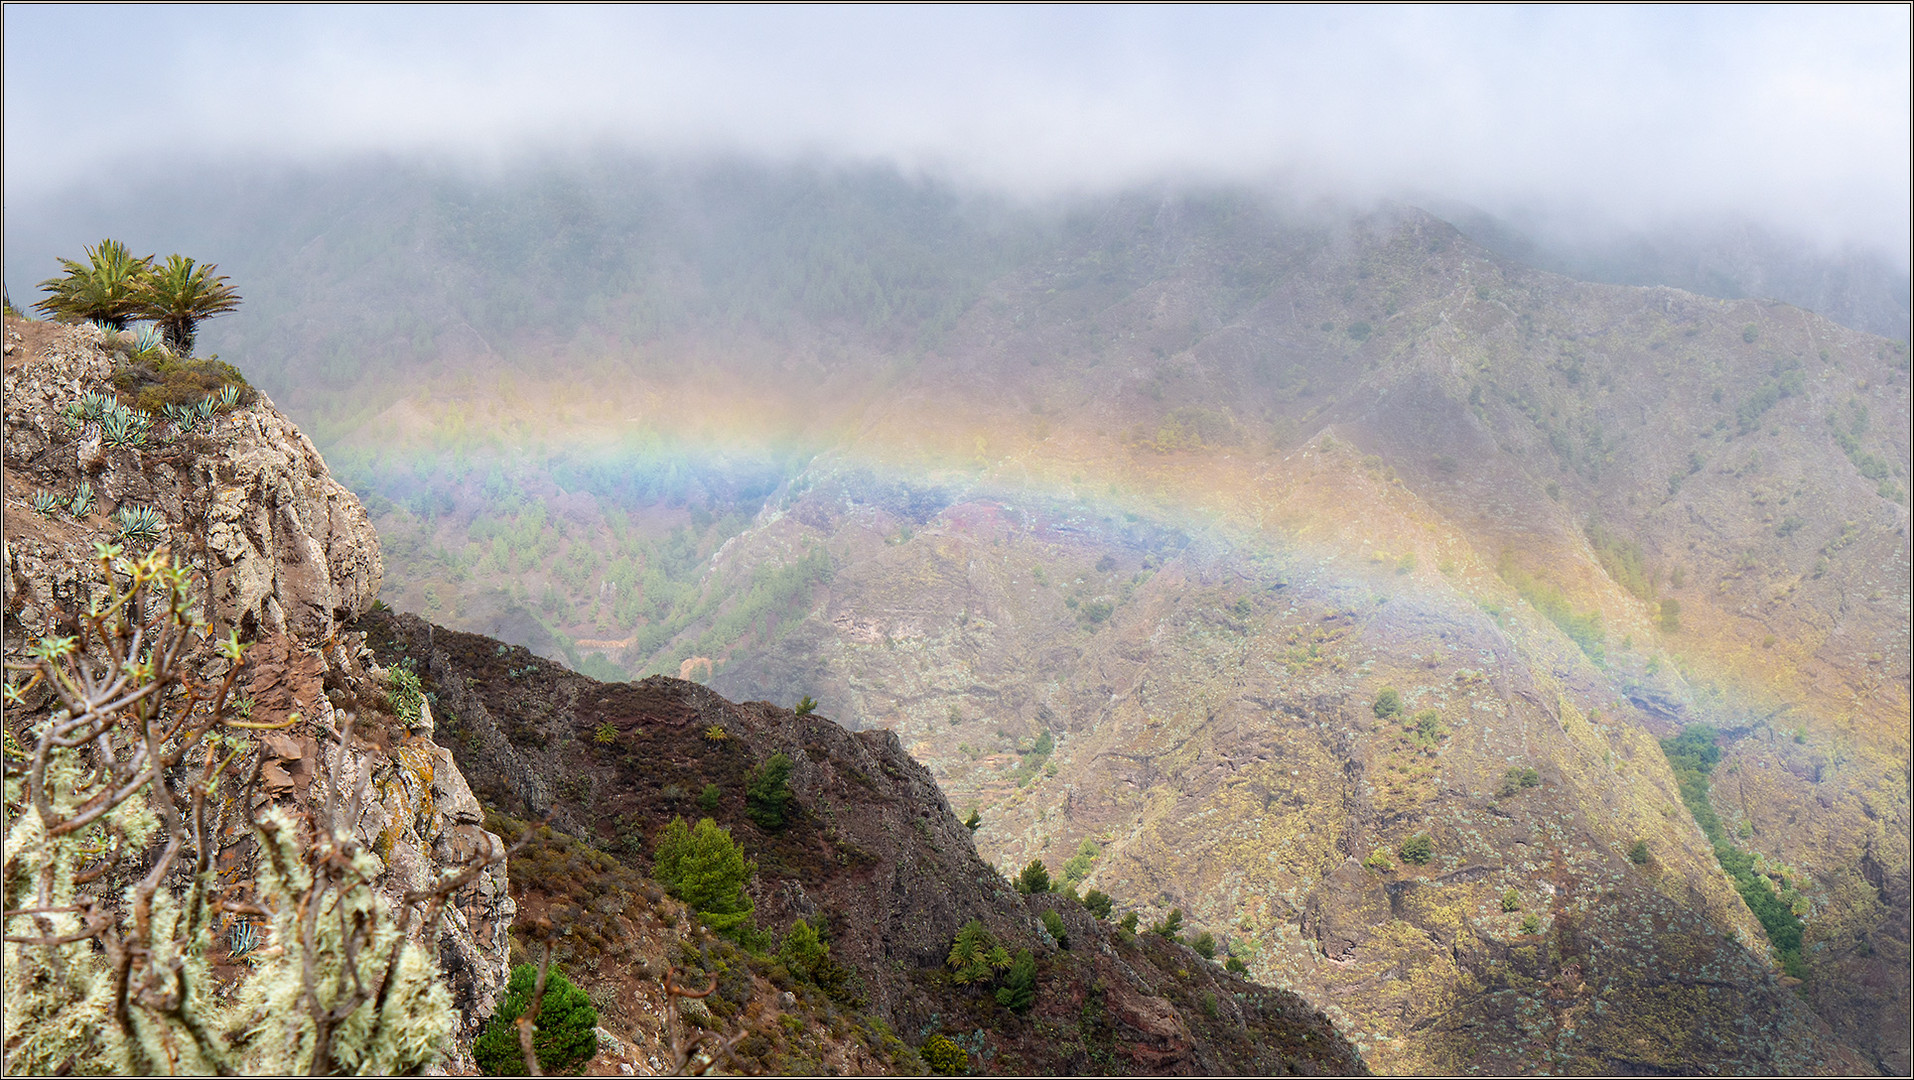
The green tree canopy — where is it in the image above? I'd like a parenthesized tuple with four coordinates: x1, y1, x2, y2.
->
(1015, 859, 1052, 895)
(653, 816, 756, 934)
(994, 949, 1037, 1011)
(746, 751, 796, 829)
(134, 253, 242, 354)
(472, 964, 599, 1075)
(947, 919, 1013, 985)
(35, 238, 154, 331)
(1082, 889, 1114, 920)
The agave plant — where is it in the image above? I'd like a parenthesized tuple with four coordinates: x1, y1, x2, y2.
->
(132, 324, 168, 358)
(68, 482, 96, 518)
(215, 383, 242, 411)
(29, 490, 62, 516)
(132, 254, 242, 355)
(33, 239, 155, 331)
(114, 504, 166, 546)
(65, 389, 118, 432)
(100, 402, 153, 448)
(161, 402, 196, 431)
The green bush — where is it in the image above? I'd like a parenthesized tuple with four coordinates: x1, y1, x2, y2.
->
(1150, 907, 1184, 938)
(948, 920, 1013, 985)
(1501, 889, 1522, 912)
(1398, 833, 1434, 865)
(1191, 931, 1216, 960)
(1083, 890, 1114, 920)
(1364, 847, 1394, 871)
(1497, 767, 1541, 797)
(1627, 840, 1650, 866)
(1062, 838, 1099, 884)
(1660, 598, 1681, 632)
(1118, 912, 1139, 938)
(652, 817, 756, 935)
(1016, 859, 1052, 895)
(995, 950, 1037, 1011)
(1040, 909, 1068, 949)
(963, 808, 982, 831)
(746, 752, 796, 829)
(794, 695, 818, 717)
(922, 1033, 970, 1075)
(1520, 914, 1542, 935)
(779, 919, 829, 979)
(1224, 955, 1249, 975)
(472, 964, 599, 1076)
(386, 665, 425, 729)
(698, 783, 722, 811)
(1372, 688, 1402, 719)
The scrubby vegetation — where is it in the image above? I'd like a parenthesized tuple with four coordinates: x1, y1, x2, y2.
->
(652, 816, 758, 937)
(1659, 725, 1809, 978)
(472, 963, 599, 1075)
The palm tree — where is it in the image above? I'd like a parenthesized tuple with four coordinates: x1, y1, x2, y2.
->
(134, 254, 242, 355)
(33, 239, 154, 331)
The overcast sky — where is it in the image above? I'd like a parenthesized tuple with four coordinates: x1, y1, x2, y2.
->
(6, 5, 1908, 266)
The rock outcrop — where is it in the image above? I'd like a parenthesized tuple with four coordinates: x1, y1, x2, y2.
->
(2, 316, 513, 1073)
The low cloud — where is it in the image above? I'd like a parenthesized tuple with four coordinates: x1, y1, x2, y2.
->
(6, 6, 1906, 266)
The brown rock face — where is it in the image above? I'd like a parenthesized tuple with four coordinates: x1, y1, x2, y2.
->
(3, 320, 382, 643)
(2, 315, 511, 1071)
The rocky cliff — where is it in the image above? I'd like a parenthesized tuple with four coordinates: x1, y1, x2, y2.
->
(2, 316, 515, 1072)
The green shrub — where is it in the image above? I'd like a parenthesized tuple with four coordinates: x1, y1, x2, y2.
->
(1191, 931, 1216, 960)
(1498, 767, 1541, 797)
(698, 783, 722, 810)
(1040, 909, 1068, 949)
(1083, 890, 1114, 920)
(1660, 598, 1681, 631)
(922, 1033, 970, 1075)
(779, 919, 830, 981)
(1627, 840, 1650, 865)
(794, 695, 818, 717)
(1398, 833, 1434, 865)
(651, 817, 756, 935)
(1501, 889, 1522, 912)
(995, 950, 1037, 1011)
(1150, 908, 1184, 938)
(1118, 912, 1139, 938)
(963, 808, 982, 831)
(386, 665, 425, 728)
(1373, 687, 1402, 719)
(1224, 955, 1249, 975)
(1201, 991, 1219, 1018)
(1062, 838, 1099, 884)
(948, 920, 1012, 985)
(1520, 914, 1542, 935)
(746, 752, 796, 830)
(472, 964, 599, 1076)
(1016, 859, 1052, 895)
(1364, 847, 1394, 871)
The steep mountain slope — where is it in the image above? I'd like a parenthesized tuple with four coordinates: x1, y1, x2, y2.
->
(367, 609, 1368, 1075)
(626, 201, 1909, 1073)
